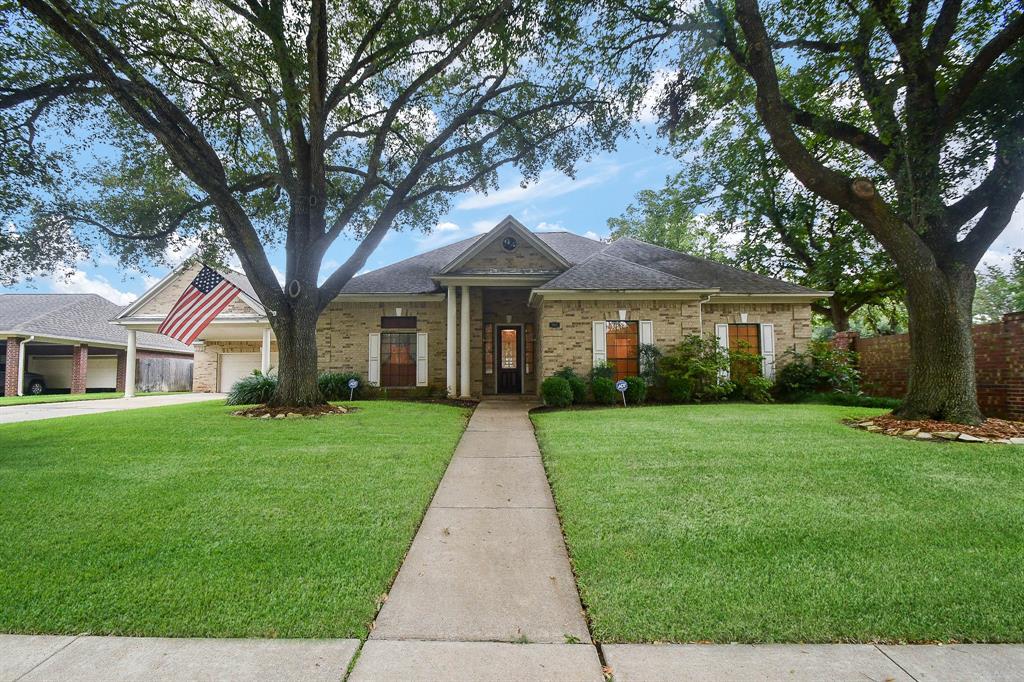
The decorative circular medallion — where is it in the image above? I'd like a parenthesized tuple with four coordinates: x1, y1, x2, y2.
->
(502, 236, 518, 252)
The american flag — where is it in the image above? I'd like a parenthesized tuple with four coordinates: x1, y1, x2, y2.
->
(157, 266, 241, 345)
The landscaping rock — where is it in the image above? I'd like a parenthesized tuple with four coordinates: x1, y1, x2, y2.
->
(933, 431, 960, 440)
(274, 413, 286, 419)
(857, 421, 875, 427)
(902, 428, 920, 437)
(260, 414, 271, 420)
(866, 425, 883, 432)
(991, 439, 1012, 444)
(958, 433, 987, 443)
(1010, 438, 1024, 445)
(915, 432, 934, 440)
(286, 412, 302, 418)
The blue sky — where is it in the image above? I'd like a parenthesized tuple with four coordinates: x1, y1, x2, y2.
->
(5, 125, 1023, 306)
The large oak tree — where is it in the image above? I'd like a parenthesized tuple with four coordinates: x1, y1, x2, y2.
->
(1, 0, 623, 406)
(604, 0, 1024, 423)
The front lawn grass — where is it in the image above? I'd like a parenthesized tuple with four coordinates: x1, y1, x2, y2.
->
(532, 403, 1024, 644)
(0, 391, 181, 407)
(0, 400, 469, 638)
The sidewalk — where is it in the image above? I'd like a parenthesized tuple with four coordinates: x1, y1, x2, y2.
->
(349, 399, 603, 681)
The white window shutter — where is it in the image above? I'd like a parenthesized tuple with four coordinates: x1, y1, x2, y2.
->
(715, 323, 730, 380)
(639, 320, 654, 373)
(368, 333, 380, 385)
(592, 321, 607, 366)
(760, 323, 776, 379)
(416, 332, 428, 386)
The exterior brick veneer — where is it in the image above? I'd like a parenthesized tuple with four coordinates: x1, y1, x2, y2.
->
(835, 311, 1024, 420)
(115, 349, 128, 392)
(4, 337, 23, 397)
(70, 344, 89, 394)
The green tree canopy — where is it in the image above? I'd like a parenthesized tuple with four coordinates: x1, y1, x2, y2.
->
(1, 0, 627, 405)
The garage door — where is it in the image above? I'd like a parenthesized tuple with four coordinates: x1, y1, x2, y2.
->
(86, 357, 118, 389)
(219, 353, 262, 392)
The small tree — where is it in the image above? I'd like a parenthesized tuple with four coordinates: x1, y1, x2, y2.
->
(1, 0, 624, 406)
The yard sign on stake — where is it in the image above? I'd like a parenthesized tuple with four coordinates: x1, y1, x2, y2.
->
(348, 379, 359, 401)
(615, 379, 628, 407)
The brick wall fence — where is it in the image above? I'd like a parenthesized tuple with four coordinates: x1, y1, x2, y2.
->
(834, 311, 1024, 420)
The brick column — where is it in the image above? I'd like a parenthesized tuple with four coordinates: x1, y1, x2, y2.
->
(832, 330, 859, 352)
(70, 344, 89, 394)
(1003, 312, 1024, 421)
(115, 349, 128, 393)
(4, 338, 23, 397)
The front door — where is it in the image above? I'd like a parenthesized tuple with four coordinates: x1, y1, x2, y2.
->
(496, 326, 522, 394)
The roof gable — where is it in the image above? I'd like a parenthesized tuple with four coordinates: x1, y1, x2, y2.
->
(117, 262, 265, 320)
(439, 216, 570, 275)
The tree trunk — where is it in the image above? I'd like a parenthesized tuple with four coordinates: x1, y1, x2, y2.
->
(895, 262, 983, 424)
(266, 290, 324, 408)
(829, 301, 851, 332)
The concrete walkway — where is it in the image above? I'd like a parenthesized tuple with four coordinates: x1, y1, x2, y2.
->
(0, 634, 359, 681)
(0, 393, 224, 424)
(350, 399, 603, 681)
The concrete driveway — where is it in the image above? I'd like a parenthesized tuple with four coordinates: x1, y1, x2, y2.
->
(0, 393, 225, 424)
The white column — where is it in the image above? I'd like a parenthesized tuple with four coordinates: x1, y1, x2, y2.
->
(446, 286, 457, 397)
(125, 329, 137, 398)
(261, 327, 272, 374)
(460, 285, 471, 398)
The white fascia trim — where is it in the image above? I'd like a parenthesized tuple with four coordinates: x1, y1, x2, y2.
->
(435, 275, 552, 287)
(529, 289, 720, 306)
(707, 293, 832, 303)
(113, 316, 270, 325)
(329, 293, 447, 302)
(438, 215, 570, 274)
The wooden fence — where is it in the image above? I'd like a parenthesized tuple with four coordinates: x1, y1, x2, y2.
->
(136, 356, 193, 392)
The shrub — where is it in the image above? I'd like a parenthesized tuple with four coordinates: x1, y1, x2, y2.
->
(624, 376, 647, 404)
(553, 367, 587, 404)
(589, 360, 614, 382)
(225, 370, 277, 405)
(775, 340, 860, 401)
(318, 371, 364, 400)
(541, 376, 574, 408)
(659, 335, 732, 403)
(740, 375, 773, 403)
(638, 343, 662, 386)
(591, 376, 618, 404)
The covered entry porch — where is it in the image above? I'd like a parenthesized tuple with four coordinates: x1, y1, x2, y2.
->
(441, 282, 540, 398)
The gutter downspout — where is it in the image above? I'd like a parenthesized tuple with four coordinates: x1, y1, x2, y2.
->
(17, 335, 34, 396)
(698, 296, 713, 337)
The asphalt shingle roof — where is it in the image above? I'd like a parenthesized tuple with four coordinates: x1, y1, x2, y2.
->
(336, 228, 822, 296)
(0, 294, 191, 352)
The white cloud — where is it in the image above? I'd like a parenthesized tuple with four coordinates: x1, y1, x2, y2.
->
(456, 164, 622, 211)
(583, 230, 604, 241)
(435, 221, 460, 232)
(639, 69, 675, 125)
(47, 270, 139, 305)
(472, 219, 499, 233)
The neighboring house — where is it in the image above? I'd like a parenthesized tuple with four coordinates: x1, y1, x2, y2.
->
(116, 216, 828, 396)
(0, 294, 192, 397)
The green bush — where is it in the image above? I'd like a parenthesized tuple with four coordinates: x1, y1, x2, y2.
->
(740, 375, 773, 403)
(659, 335, 732, 403)
(553, 367, 587, 404)
(589, 360, 614, 382)
(775, 340, 860, 401)
(638, 343, 662, 386)
(317, 371, 364, 400)
(624, 376, 647, 404)
(225, 370, 277, 405)
(591, 376, 618, 404)
(541, 377, 574, 408)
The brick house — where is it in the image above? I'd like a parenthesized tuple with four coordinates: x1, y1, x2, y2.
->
(115, 217, 827, 396)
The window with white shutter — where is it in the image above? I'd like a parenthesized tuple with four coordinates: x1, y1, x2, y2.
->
(592, 321, 607, 367)
(368, 333, 381, 385)
(760, 323, 776, 379)
(416, 332, 428, 386)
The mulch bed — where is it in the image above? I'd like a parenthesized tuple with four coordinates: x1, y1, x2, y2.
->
(234, 404, 354, 419)
(847, 413, 1024, 443)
